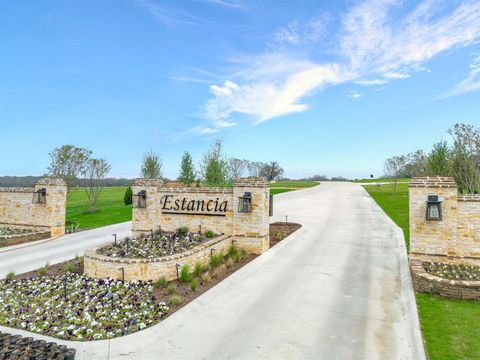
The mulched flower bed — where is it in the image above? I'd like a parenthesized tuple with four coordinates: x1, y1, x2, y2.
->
(269, 222, 302, 247)
(0, 274, 168, 341)
(96, 231, 215, 259)
(423, 261, 480, 281)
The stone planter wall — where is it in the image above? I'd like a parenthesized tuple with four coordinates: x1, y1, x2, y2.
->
(410, 260, 480, 301)
(84, 235, 233, 282)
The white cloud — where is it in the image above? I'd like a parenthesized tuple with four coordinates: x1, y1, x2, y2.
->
(196, 0, 480, 133)
(348, 91, 362, 99)
(443, 54, 480, 97)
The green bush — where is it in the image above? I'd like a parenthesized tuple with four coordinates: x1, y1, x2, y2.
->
(123, 186, 133, 206)
(210, 253, 224, 268)
(167, 283, 177, 295)
(228, 244, 239, 258)
(38, 262, 49, 276)
(179, 265, 191, 282)
(193, 262, 203, 277)
(167, 294, 183, 306)
(5, 272, 15, 282)
(155, 276, 167, 288)
(204, 230, 215, 238)
(64, 262, 76, 273)
(177, 226, 189, 236)
(190, 278, 198, 291)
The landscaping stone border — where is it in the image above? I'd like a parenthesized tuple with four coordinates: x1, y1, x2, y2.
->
(84, 234, 233, 281)
(410, 260, 480, 300)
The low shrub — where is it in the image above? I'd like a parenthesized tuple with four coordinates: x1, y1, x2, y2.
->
(190, 278, 198, 292)
(193, 262, 203, 277)
(155, 276, 167, 288)
(179, 265, 191, 282)
(204, 230, 215, 238)
(210, 253, 224, 268)
(167, 283, 177, 295)
(124, 186, 133, 205)
(232, 251, 241, 263)
(275, 231, 288, 240)
(64, 262, 76, 273)
(167, 294, 183, 306)
(228, 244, 239, 258)
(225, 258, 234, 268)
(38, 262, 49, 276)
(202, 272, 210, 284)
(5, 272, 15, 282)
(177, 226, 189, 236)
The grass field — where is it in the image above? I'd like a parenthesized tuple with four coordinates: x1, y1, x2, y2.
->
(353, 177, 411, 183)
(66, 187, 131, 230)
(363, 183, 480, 360)
(269, 181, 319, 188)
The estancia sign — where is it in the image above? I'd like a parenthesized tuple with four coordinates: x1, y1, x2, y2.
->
(131, 177, 271, 254)
(160, 195, 229, 216)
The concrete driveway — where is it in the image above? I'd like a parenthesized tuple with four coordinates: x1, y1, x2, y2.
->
(0, 222, 131, 278)
(0, 183, 425, 359)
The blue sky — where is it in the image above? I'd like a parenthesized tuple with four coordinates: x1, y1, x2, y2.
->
(1, 0, 479, 179)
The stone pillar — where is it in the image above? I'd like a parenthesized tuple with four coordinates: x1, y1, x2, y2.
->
(35, 178, 67, 237)
(409, 176, 458, 262)
(232, 178, 270, 254)
(132, 178, 161, 237)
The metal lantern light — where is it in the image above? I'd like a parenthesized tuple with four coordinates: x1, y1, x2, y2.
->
(426, 195, 442, 221)
(238, 192, 252, 213)
(133, 190, 147, 208)
(32, 188, 47, 204)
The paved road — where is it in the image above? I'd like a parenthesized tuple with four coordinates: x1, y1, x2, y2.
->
(0, 222, 131, 278)
(1, 183, 425, 359)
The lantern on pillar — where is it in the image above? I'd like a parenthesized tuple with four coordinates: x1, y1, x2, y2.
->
(426, 195, 442, 221)
(238, 192, 252, 213)
(133, 190, 147, 208)
(32, 188, 47, 204)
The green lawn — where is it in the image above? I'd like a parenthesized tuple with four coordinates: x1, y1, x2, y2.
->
(363, 183, 480, 360)
(270, 188, 293, 195)
(353, 177, 411, 183)
(269, 181, 319, 188)
(66, 187, 131, 230)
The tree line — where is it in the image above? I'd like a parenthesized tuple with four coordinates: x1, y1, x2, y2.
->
(384, 123, 480, 193)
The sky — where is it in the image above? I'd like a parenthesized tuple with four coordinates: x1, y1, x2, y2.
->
(1, 0, 479, 180)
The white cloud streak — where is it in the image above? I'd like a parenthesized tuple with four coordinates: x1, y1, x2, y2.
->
(443, 54, 480, 97)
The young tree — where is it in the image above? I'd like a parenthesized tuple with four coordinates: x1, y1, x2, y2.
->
(200, 139, 229, 187)
(124, 185, 133, 205)
(403, 150, 427, 177)
(426, 140, 451, 176)
(228, 158, 247, 181)
(178, 151, 196, 186)
(47, 145, 91, 188)
(141, 151, 162, 179)
(260, 161, 284, 181)
(384, 155, 407, 193)
(448, 123, 480, 194)
(82, 158, 111, 213)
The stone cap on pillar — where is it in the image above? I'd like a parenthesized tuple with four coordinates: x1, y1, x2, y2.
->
(409, 176, 457, 188)
(133, 178, 163, 187)
(36, 178, 67, 187)
(235, 177, 269, 188)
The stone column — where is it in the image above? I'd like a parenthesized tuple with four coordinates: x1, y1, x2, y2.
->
(409, 176, 458, 262)
(232, 177, 270, 254)
(35, 178, 67, 237)
(132, 178, 161, 237)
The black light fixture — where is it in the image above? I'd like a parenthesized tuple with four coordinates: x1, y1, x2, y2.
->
(238, 192, 252, 213)
(426, 195, 442, 221)
(32, 188, 46, 204)
(133, 190, 147, 208)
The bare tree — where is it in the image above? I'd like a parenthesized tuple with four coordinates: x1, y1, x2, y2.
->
(260, 161, 284, 181)
(228, 158, 247, 181)
(141, 151, 162, 179)
(47, 145, 91, 188)
(384, 155, 407, 193)
(448, 123, 480, 194)
(82, 158, 111, 213)
(246, 161, 266, 177)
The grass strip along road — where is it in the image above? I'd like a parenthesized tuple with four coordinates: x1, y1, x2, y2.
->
(364, 183, 480, 360)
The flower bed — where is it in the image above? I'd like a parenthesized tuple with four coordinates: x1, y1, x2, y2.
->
(0, 274, 168, 341)
(423, 261, 480, 281)
(96, 231, 216, 259)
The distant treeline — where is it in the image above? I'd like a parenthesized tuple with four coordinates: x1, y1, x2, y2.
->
(285, 175, 351, 182)
(0, 176, 135, 188)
